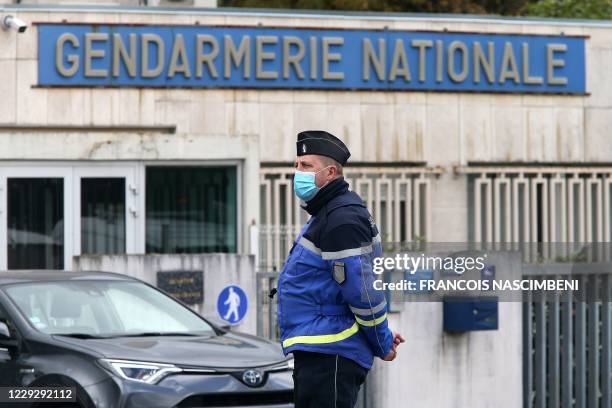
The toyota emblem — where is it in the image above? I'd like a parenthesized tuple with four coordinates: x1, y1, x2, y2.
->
(242, 369, 264, 387)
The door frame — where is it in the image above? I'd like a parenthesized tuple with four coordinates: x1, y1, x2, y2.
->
(0, 162, 141, 270)
(73, 165, 139, 256)
(0, 165, 73, 270)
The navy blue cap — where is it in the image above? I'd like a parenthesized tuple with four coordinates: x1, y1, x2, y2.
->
(296, 130, 351, 166)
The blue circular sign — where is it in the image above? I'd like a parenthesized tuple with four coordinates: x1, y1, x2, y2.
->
(216, 285, 248, 325)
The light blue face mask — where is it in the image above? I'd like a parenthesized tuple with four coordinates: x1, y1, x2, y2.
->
(293, 167, 330, 202)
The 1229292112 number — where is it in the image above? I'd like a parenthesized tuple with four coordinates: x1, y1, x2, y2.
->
(1, 387, 76, 403)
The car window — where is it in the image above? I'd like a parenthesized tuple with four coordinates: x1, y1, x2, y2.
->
(106, 287, 191, 333)
(25, 294, 53, 331)
(4, 281, 213, 337)
(7, 286, 105, 334)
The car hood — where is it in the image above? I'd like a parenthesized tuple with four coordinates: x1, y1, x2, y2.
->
(53, 331, 287, 369)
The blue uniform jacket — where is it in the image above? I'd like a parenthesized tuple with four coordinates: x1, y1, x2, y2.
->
(277, 177, 393, 369)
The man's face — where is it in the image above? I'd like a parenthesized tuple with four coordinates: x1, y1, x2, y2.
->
(295, 155, 335, 188)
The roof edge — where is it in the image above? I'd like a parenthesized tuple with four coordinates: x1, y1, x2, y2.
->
(2, 4, 612, 28)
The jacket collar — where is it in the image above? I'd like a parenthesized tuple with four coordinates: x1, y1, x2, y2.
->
(303, 177, 348, 216)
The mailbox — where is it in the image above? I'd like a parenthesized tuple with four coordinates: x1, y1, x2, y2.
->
(443, 296, 498, 333)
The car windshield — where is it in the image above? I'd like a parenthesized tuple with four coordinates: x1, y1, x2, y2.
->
(3, 280, 214, 337)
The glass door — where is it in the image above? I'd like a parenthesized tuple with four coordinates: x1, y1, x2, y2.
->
(74, 166, 138, 256)
(0, 167, 73, 270)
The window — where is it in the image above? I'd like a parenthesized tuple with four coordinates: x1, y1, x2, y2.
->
(7, 178, 64, 269)
(81, 178, 126, 255)
(1, 165, 137, 270)
(5, 281, 214, 337)
(105, 286, 197, 333)
(145, 166, 237, 254)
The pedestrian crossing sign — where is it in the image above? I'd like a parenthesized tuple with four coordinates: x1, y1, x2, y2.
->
(217, 285, 249, 325)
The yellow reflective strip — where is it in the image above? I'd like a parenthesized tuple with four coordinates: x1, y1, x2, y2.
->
(282, 322, 359, 348)
(355, 313, 387, 327)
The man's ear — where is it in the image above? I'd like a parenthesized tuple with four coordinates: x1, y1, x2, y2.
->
(327, 165, 337, 180)
(332, 165, 341, 179)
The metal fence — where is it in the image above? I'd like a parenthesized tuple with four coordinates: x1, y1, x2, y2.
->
(462, 166, 612, 408)
(460, 166, 612, 244)
(523, 266, 611, 408)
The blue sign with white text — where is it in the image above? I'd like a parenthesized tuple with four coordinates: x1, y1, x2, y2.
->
(38, 24, 586, 94)
(217, 285, 248, 325)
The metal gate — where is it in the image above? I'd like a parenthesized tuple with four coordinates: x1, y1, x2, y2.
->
(462, 165, 612, 408)
(460, 166, 612, 245)
(522, 266, 611, 408)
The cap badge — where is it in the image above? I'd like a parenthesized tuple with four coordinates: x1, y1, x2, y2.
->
(302, 143, 307, 153)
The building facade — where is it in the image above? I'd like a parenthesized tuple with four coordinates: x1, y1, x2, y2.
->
(0, 4, 610, 407)
(1, 6, 609, 271)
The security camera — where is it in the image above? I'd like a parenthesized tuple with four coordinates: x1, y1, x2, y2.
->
(2, 15, 27, 33)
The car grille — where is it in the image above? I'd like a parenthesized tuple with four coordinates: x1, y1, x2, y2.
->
(175, 391, 294, 407)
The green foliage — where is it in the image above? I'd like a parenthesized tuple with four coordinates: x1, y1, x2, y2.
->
(220, 0, 612, 19)
(524, 0, 612, 19)
(220, 0, 533, 15)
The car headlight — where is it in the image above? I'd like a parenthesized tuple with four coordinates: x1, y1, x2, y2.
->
(267, 357, 294, 372)
(99, 359, 182, 384)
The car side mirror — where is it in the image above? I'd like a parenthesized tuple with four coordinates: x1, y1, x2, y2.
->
(204, 316, 231, 331)
(218, 322, 231, 331)
(0, 321, 18, 353)
(0, 321, 11, 339)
